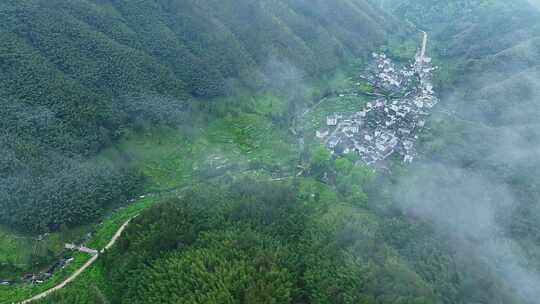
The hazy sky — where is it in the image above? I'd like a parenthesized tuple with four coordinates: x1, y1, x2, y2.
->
(527, 0, 540, 9)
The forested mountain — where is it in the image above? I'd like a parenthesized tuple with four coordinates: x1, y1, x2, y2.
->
(4, 1, 540, 304)
(0, 0, 400, 233)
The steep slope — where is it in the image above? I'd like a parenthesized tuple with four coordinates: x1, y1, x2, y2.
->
(0, 0, 399, 232)
(10, 2, 540, 304)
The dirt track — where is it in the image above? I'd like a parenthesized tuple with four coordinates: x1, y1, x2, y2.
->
(18, 216, 136, 304)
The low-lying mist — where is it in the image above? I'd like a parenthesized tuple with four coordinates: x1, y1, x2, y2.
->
(393, 36, 540, 302)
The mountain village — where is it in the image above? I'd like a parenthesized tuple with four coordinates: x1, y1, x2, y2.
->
(316, 34, 438, 167)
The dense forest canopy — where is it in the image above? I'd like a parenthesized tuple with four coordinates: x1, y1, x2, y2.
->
(2, 0, 540, 304)
(0, 0, 401, 233)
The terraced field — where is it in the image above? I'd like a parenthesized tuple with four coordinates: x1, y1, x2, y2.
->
(300, 95, 369, 135)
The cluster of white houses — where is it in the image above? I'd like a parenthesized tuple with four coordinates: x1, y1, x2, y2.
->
(317, 47, 438, 166)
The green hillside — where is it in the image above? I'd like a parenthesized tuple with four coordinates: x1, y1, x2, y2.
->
(4, 1, 540, 304)
(0, 0, 402, 234)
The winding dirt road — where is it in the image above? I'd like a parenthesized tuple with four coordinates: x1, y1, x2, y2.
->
(18, 216, 137, 304)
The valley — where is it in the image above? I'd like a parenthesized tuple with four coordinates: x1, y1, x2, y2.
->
(2, 1, 540, 303)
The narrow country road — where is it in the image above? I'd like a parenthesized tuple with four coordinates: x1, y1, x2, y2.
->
(420, 31, 428, 61)
(103, 215, 138, 252)
(15, 30, 431, 304)
(18, 216, 137, 304)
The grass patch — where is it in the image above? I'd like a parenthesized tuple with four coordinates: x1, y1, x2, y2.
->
(99, 128, 198, 192)
(87, 197, 155, 250)
(0, 229, 34, 274)
(205, 113, 298, 169)
(300, 95, 369, 131)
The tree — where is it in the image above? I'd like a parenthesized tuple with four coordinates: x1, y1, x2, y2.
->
(310, 146, 332, 179)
